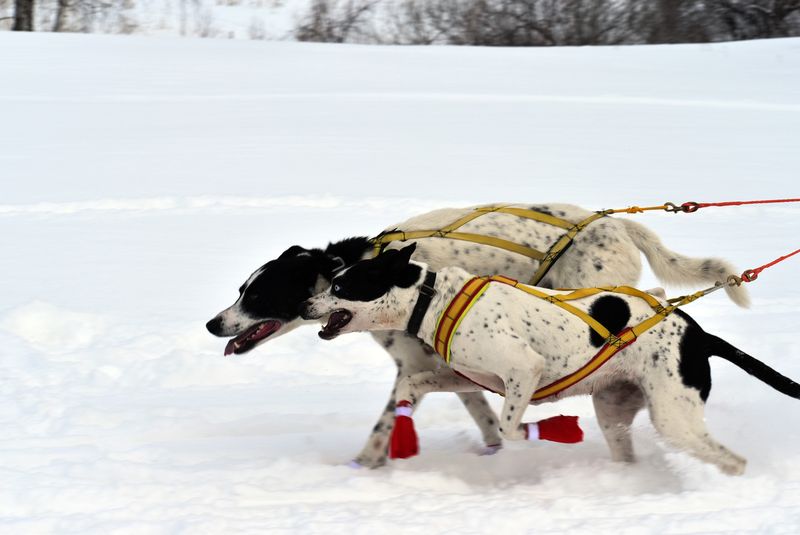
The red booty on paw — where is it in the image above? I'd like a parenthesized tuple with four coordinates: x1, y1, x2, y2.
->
(531, 415, 584, 444)
(389, 401, 419, 459)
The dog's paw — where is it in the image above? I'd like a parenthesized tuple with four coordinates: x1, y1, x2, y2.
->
(479, 444, 503, 456)
(720, 457, 747, 476)
(353, 454, 388, 469)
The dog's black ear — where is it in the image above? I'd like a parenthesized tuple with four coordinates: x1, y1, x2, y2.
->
(392, 244, 421, 288)
(395, 243, 417, 264)
(279, 245, 309, 259)
(378, 243, 415, 273)
(308, 250, 346, 278)
(325, 237, 371, 267)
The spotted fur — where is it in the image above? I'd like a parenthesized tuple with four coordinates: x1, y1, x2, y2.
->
(304, 248, 800, 475)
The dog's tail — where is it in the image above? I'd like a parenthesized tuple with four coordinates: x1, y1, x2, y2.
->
(707, 334, 800, 399)
(620, 219, 750, 308)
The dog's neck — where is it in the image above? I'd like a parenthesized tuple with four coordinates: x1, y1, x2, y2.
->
(413, 266, 474, 348)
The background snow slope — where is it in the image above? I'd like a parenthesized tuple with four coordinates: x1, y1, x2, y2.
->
(1, 33, 800, 533)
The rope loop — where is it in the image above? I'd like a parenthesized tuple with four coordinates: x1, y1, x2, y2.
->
(663, 202, 682, 213)
(742, 269, 758, 283)
(680, 201, 700, 213)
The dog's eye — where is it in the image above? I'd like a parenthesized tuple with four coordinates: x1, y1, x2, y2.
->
(332, 284, 342, 294)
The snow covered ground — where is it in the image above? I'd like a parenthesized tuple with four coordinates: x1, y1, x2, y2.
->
(1, 33, 800, 533)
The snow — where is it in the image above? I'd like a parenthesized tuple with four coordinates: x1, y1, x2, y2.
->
(1, 32, 800, 533)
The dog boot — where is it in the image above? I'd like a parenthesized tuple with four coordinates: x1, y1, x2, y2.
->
(527, 415, 583, 444)
(389, 401, 419, 459)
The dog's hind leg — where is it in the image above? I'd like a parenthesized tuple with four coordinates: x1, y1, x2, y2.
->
(592, 381, 645, 462)
(644, 381, 747, 475)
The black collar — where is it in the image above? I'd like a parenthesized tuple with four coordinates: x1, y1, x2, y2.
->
(407, 271, 437, 337)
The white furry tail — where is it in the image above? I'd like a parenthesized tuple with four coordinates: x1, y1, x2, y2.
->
(620, 219, 750, 308)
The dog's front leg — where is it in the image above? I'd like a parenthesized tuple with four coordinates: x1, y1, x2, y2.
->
(395, 367, 484, 403)
(390, 368, 488, 459)
(455, 392, 503, 450)
(496, 351, 544, 442)
(355, 332, 501, 467)
(352, 332, 442, 469)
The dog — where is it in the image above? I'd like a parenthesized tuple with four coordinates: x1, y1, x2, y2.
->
(301, 244, 799, 475)
(206, 203, 750, 468)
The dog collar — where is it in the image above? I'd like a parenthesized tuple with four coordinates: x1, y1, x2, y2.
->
(406, 271, 437, 337)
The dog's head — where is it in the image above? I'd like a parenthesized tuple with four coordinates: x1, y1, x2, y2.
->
(301, 244, 425, 340)
(206, 241, 367, 355)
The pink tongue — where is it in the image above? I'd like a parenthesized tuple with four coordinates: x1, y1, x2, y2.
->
(223, 320, 281, 356)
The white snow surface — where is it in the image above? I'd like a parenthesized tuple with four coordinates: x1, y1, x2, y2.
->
(1, 33, 800, 533)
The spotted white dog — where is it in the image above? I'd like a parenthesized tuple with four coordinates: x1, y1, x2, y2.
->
(301, 244, 800, 475)
(208, 203, 751, 468)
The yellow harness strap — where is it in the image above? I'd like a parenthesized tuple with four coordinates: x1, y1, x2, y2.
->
(433, 277, 493, 360)
(528, 210, 613, 286)
(371, 205, 607, 284)
(433, 275, 696, 400)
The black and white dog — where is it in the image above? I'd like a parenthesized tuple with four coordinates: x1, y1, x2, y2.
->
(301, 244, 800, 475)
(206, 203, 750, 468)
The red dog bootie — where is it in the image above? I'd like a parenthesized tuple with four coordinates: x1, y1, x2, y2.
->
(527, 415, 583, 444)
(389, 401, 419, 459)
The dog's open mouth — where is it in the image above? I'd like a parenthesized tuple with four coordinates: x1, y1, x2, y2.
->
(224, 320, 282, 356)
(319, 310, 353, 340)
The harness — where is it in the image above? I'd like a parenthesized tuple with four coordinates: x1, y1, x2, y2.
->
(432, 275, 709, 401)
(371, 204, 612, 285)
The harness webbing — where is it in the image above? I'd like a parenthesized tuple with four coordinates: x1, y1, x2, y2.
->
(371, 205, 609, 285)
(433, 275, 709, 401)
(433, 277, 493, 359)
(528, 210, 612, 286)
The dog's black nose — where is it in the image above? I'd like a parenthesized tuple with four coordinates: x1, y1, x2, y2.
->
(206, 317, 223, 336)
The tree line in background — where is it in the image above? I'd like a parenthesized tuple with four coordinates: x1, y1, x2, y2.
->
(295, 0, 800, 45)
(3, 0, 137, 32)
(4, 0, 800, 43)
(2, 0, 221, 34)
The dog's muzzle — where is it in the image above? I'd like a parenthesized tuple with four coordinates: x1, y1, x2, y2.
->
(299, 301, 318, 320)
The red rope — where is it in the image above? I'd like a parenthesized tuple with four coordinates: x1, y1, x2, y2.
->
(681, 198, 800, 213)
(742, 248, 800, 282)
